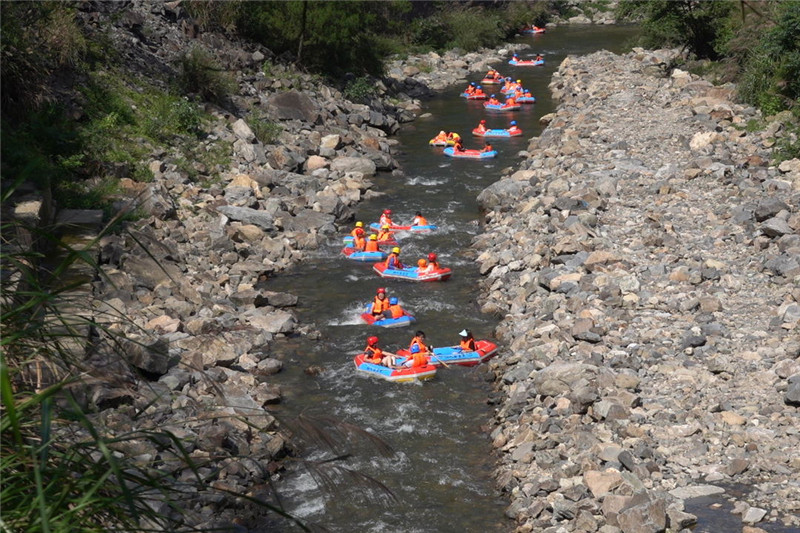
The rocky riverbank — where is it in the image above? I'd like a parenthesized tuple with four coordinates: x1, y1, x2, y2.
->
(474, 48, 800, 532)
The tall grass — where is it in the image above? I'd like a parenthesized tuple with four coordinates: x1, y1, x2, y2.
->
(1, 187, 398, 530)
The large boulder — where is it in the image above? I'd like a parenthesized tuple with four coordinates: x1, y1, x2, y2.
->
(267, 91, 321, 123)
(330, 156, 377, 177)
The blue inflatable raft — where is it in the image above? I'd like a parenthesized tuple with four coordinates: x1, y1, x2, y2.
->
(442, 147, 497, 159)
(361, 305, 415, 328)
(341, 246, 387, 262)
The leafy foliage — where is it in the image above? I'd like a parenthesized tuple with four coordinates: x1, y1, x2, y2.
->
(178, 46, 237, 105)
(0, 2, 87, 117)
(736, 2, 800, 114)
(617, 0, 735, 60)
(343, 76, 378, 104)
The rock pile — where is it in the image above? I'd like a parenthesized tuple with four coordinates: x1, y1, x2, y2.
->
(41, 1, 439, 529)
(475, 48, 800, 532)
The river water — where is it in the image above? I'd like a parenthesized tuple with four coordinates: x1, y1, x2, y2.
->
(265, 25, 641, 532)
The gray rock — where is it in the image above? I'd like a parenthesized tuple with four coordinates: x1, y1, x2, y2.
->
(217, 205, 275, 230)
(330, 156, 377, 176)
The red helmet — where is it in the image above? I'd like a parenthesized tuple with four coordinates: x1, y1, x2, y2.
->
(480, 120, 486, 124)
(355, 228, 364, 235)
(383, 209, 392, 215)
(428, 252, 437, 262)
(367, 336, 379, 346)
(376, 287, 386, 294)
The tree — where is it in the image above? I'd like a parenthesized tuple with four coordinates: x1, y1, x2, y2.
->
(617, 0, 736, 60)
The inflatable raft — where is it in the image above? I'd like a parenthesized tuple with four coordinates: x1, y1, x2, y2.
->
(343, 235, 397, 246)
(373, 263, 452, 281)
(508, 58, 544, 67)
(368, 223, 437, 233)
(361, 305, 415, 328)
(521, 26, 546, 34)
(341, 246, 387, 262)
(460, 92, 488, 100)
(472, 128, 522, 138)
(396, 340, 498, 367)
(429, 137, 455, 146)
(443, 147, 497, 159)
(483, 103, 521, 112)
(516, 96, 536, 104)
(353, 353, 436, 383)
(480, 77, 502, 85)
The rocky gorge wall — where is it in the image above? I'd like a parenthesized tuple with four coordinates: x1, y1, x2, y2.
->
(6, 2, 529, 530)
(474, 49, 800, 532)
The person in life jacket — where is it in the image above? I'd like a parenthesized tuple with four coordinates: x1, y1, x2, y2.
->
(364, 234, 380, 252)
(350, 221, 364, 238)
(431, 130, 448, 144)
(412, 211, 428, 226)
(508, 120, 521, 134)
(426, 252, 440, 270)
(482, 141, 494, 153)
(352, 227, 366, 250)
(417, 258, 431, 274)
(376, 224, 394, 242)
(535, 54, 543, 62)
(475, 119, 487, 133)
(487, 94, 500, 106)
(464, 82, 476, 95)
(371, 287, 390, 316)
(485, 68, 496, 79)
(511, 54, 519, 63)
(379, 209, 393, 227)
(458, 329, 477, 352)
(385, 247, 404, 269)
(505, 95, 517, 107)
(474, 85, 485, 97)
(363, 335, 397, 367)
(452, 138, 465, 152)
(387, 297, 407, 319)
(446, 131, 461, 144)
(408, 330, 431, 353)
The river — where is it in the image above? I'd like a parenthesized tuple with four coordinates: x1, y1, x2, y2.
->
(265, 25, 641, 532)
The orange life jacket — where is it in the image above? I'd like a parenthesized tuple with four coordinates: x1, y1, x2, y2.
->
(351, 227, 362, 238)
(460, 338, 476, 351)
(389, 304, 405, 319)
(413, 216, 428, 226)
(364, 345, 383, 363)
(475, 89, 484, 96)
(353, 235, 366, 250)
(408, 351, 427, 368)
(408, 336, 429, 353)
(372, 295, 389, 314)
(377, 229, 393, 241)
(379, 214, 393, 226)
(365, 240, 379, 252)
(429, 261, 440, 270)
(385, 253, 402, 269)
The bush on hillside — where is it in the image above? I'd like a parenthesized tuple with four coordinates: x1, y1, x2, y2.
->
(736, 2, 800, 114)
(178, 47, 236, 105)
(616, 0, 735, 60)
(442, 8, 504, 52)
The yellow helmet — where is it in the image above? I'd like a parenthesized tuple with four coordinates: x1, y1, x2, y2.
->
(355, 221, 363, 227)
(392, 247, 400, 254)
(369, 234, 377, 240)
(418, 259, 427, 267)
(382, 224, 390, 229)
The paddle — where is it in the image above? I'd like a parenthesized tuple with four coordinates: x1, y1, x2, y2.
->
(427, 347, 450, 368)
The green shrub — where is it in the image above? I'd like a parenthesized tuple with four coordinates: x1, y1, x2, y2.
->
(178, 47, 237, 105)
(442, 8, 504, 52)
(343, 76, 377, 104)
(249, 112, 283, 145)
